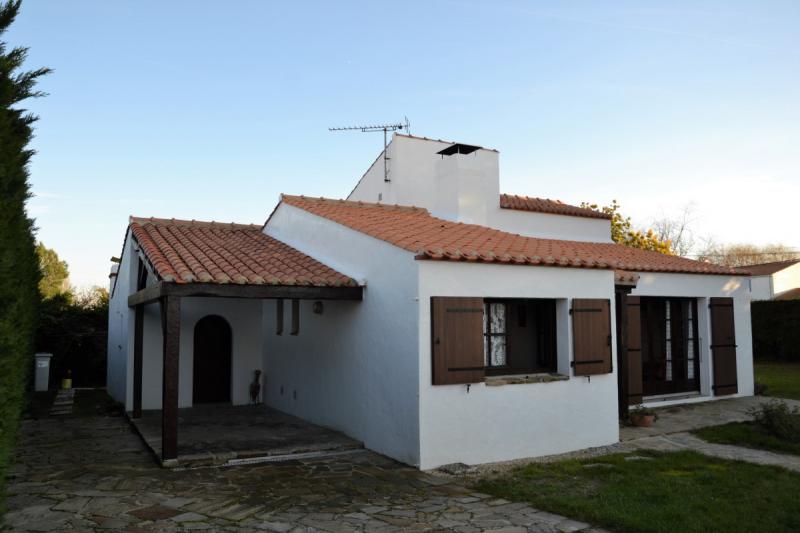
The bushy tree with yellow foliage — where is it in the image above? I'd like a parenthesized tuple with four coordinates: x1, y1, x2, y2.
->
(581, 200, 672, 255)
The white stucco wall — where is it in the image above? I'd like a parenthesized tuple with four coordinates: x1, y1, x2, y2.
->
(773, 263, 800, 297)
(488, 209, 612, 243)
(106, 229, 135, 406)
(139, 297, 263, 410)
(749, 275, 773, 301)
(263, 203, 421, 465)
(632, 272, 754, 400)
(417, 261, 620, 469)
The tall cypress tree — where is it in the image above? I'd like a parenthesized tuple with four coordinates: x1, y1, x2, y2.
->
(0, 0, 50, 494)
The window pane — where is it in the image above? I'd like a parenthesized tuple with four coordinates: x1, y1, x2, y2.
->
(483, 306, 489, 366)
(686, 302, 695, 379)
(665, 300, 672, 381)
(490, 334, 507, 366)
(483, 303, 507, 367)
(490, 303, 506, 334)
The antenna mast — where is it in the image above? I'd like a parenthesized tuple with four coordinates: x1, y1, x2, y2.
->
(329, 117, 410, 182)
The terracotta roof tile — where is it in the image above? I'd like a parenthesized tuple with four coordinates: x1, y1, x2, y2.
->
(735, 259, 799, 276)
(500, 194, 611, 220)
(281, 195, 740, 276)
(129, 217, 358, 287)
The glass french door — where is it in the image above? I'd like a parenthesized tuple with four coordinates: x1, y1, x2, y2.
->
(641, 297, 700, 396)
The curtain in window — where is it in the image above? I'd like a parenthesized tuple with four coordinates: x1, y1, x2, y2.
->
(484, 303, 507, 367)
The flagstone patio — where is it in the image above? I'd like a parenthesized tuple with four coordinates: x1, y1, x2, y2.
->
(3, 391, 606, 532)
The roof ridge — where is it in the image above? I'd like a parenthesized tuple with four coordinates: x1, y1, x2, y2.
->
(280, 194, 429, 214)
(503, 193, 567, 205)
(499, 193, 611, 220)
(130, 216, 261, 230)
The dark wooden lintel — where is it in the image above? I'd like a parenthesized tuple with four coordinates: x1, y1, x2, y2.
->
(128, 283, 164, 307)
(129, 281, 362, 308)
(165, 282, 363, 301)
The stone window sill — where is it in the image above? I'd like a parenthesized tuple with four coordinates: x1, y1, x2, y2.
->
(485, 373, 569, 387)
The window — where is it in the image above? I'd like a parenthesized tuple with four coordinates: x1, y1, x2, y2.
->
(684, 301, 696, 380)
(483, 299, 557, 375)
(484, 302, 507, 368)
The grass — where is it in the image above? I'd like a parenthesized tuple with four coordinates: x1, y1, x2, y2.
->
(694, 421, 800, 456)
(473, 450, 800, 533)
(755, 361, 800, 400)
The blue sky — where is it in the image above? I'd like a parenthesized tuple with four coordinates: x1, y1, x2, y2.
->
(8, 1, 800, 287)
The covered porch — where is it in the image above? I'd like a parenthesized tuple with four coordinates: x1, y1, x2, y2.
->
(128, 278, 363, 466)
(124, 217, 364, 466)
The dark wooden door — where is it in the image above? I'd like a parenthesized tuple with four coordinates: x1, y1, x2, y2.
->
(626, 295, 644, 406)
(193, 315, 232, 404)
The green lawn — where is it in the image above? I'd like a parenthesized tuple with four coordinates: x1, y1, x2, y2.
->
(755, 361, 800, 400)
(694, 421, 800, 456)
(473, 450, 800, 533)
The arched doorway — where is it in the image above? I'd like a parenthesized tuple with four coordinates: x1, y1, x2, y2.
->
(193, 315, 232, 404)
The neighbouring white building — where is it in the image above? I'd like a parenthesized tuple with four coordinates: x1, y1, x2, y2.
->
(108, 133, 754, 469)
(739, 259, 800, 301)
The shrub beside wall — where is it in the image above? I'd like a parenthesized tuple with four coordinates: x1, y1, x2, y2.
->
(36, 294, 108, 388)
(751, 300, 800, 362)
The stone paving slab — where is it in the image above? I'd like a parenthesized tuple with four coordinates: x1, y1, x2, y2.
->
(623, 431, 800, 472)
(3, 411, 606, 532)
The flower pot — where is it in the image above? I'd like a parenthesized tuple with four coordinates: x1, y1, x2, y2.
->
(630, 414, 655, 428)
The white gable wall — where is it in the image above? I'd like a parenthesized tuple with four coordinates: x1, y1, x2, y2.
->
(488, 208, 612, 242)
(263, 203, 421, 465)
(417, 261, 620, 469)
(773, 263, 800, 298)
(107, 230, 136, 407)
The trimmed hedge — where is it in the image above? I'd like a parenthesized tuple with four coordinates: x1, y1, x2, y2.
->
(752, 300, 800, 362)
(0, 0, 49, 512)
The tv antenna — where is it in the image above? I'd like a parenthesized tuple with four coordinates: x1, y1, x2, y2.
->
(329, 117, 410, 182)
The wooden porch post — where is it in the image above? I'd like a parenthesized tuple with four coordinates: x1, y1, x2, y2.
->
(160, 295, 181, 462)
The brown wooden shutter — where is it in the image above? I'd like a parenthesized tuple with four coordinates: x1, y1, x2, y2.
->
(572, 298, 612, 376)
(710, 297, 738, 396)
(626, 296, 643, 404)
(431, 297, 485, 385)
